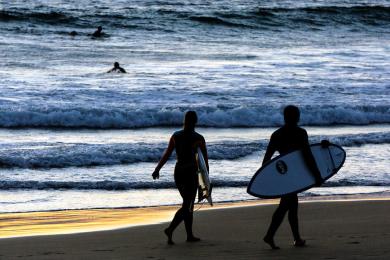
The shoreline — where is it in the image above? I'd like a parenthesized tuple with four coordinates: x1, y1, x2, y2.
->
(1, 194, 389, 239)
(3, 191, 390, 214)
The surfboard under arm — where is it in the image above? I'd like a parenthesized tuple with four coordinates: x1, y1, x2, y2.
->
(247, 143, 346, 198)
(196, 148, 213, 206)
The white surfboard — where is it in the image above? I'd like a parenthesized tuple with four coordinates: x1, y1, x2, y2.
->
(196, 147, 213, 206)
(247, 143, 346, 198)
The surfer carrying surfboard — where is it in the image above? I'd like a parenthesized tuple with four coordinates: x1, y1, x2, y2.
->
(152, 111, 209, 245)
(262, 105, 323, 249)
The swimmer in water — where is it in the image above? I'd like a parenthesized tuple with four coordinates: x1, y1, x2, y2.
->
(107, 62, 127, 73)
(92, 26, 103, 37)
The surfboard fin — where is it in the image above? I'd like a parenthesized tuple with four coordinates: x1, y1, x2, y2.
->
(197, 187, 204, 203)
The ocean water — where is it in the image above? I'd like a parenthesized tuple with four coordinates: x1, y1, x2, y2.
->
(0, 0, 389, 213)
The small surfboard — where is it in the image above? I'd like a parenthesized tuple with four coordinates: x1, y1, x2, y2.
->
(196, 147, 213, 206)
(247, 143, 346, 198)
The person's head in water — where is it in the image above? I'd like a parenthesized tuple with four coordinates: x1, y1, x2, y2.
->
(97, 26, 102, 32)
(114, 62, 119, 68)
(184, 111, 198, 131)
(283, 105, 300, 126)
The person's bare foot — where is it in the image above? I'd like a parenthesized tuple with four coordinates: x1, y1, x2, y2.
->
(186, 236, 201, 242)
(164, 228, 174, 245)
(294, 239, 306, 247)
(263, 236, 280, 249)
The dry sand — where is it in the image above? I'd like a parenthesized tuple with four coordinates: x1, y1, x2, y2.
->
(0, 199, 389, 259)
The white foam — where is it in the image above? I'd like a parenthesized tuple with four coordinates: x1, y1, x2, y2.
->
(0, 105, 389, 128)
(0, 131, 388, 168)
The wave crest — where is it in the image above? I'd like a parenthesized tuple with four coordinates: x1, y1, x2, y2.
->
(1, 4, 389, 30)
(0, 132, 388, 169)
(0, 10, 74, 24)
(0, 105, 389, 128)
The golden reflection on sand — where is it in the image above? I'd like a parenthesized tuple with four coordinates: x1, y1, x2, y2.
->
(0, 197, 387, 239)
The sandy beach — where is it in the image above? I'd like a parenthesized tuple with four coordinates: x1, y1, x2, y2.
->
(0, 198, 389, 259)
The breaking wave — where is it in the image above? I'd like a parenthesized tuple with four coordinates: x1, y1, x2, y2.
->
(0, 131, 388, 169)
(0, 105, 389, 129)
(1, 4, 389, 30)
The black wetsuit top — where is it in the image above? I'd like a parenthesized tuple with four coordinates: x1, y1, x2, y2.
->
(172, 129, 204, 166)
(265, 124, 319, 188)
(92, 30, 102, 37)
(268, 125, 310, 156)
(110, 67, 126, 73)
(172, 129, 204, 192)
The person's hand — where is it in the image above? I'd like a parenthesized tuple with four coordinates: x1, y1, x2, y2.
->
(321, 140, 330, 148)
(315, 176, 323, 187)
(152, 170, 160, 180)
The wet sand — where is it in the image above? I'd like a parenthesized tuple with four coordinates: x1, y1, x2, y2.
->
(0, 199, 389, 259)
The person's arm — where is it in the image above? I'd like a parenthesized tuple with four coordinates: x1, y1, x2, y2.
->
(152, 137, 175, 179)
(262, 135, 276, 166)
(199, 138, 209, 172)
(301, 131, 323, 186)
(120, 68, 127, 73)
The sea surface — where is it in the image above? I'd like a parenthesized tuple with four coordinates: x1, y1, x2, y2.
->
(0, 0, 389, 213)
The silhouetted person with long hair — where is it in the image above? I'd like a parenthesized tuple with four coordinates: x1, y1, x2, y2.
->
(152, 111, 208, 245)
(107, 62, 126, 73)
(262, 105, 323, 249)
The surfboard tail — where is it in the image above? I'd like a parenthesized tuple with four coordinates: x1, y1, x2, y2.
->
(197, 171, 213, 205)
(196, 147, 213, 206)
(197, 186, 213, 205)
(207, 184, 213, 206)
(197, 187, 205, 203)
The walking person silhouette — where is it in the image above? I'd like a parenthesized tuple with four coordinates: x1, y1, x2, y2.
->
(152, 111, 208, 245)
(262, 105, 323, 249)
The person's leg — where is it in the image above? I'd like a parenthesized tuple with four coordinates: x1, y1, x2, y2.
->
(287, 194, 305, 246)
(183, 181, 199, 241)
(287, 194, 300, 240)
(165, 167, 199, 244)
(166, 207, 185, 232)
(264, 197, 289, 249)
(164, 181, 186, 245)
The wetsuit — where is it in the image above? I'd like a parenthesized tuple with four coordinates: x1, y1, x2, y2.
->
(108, 67, 126, 73)
(168, 129, 204, 236)
(92, 30, 102, 37)
(264, 125, 316, 241)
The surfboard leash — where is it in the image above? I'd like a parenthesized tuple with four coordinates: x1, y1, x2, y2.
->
(194, 200, 205, 212)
